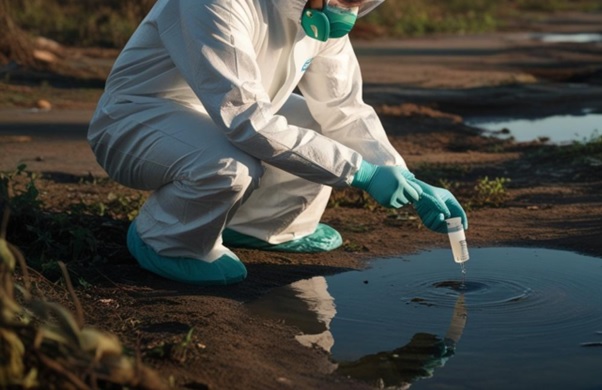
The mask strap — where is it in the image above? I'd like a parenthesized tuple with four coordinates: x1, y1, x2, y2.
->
(301, 3, 331, 42)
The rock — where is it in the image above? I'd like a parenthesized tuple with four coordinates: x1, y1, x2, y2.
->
(35, 99, 52, 110)
(34, 36, 64, 56)
(32, 49, 58, 64)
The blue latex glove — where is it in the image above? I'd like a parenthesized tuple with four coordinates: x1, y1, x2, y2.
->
(408, 178, 468, 233)
(352, 161, 422, 208)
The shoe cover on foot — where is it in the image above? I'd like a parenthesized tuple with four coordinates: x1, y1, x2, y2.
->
(127, 222, 247, 285)
(222, 223, 342, 253)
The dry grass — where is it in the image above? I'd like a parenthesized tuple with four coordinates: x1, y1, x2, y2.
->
(0, 210, 167, 390)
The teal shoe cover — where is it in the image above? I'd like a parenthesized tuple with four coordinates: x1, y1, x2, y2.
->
(222, 223, 342, 253)
(127, 222, 247, 285)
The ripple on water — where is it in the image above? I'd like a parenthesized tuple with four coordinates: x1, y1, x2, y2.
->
(247, 247, 602, 390)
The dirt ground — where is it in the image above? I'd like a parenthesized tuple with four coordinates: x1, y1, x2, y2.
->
(1, 11, 602, 390)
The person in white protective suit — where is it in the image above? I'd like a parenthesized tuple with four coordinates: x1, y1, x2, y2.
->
(88, 0, 468, 286)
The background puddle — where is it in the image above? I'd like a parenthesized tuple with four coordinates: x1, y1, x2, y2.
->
(465, 111, 602, 144)
(532, 33, 602, 43)
(247, 248, 602, 389)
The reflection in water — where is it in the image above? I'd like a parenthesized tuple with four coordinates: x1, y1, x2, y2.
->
(336, 294, 467, 389)
(248, 248, 602, 389)
(246, 276, 337, 353)
(290, 277, 336, 353)
(248, 276, 467, 389)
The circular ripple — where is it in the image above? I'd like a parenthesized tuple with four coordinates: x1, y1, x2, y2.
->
(248, 247, 602, 389)
(399, 277, 533, 309)
(374, 248, 602, 342)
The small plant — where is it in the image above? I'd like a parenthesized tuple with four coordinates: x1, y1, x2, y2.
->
(145, 327, 200, 364)
(1, 165, 143, 276)
(70, 191, 145, 222)
(1, 165, 98, 270)
(471, 176, 511, 208)
(0, 164, 42, 212)
(529, 134, 602, 164)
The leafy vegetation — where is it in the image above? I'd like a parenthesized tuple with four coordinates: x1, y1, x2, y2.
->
(528, 134, 602, 165)
(470, 176, 511, 208)
(361, 0, 602, 37)
(361, 0, 498, 37)
(4, 0, 602, 49)
(9, 0, 156, 48)
(0, 164, 144, 278)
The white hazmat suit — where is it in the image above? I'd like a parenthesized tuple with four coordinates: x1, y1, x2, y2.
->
(88, 0, 426, 284)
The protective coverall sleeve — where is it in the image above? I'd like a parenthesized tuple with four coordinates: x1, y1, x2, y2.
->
(153, 1, 361, 188)
(298, 36, 407, 168)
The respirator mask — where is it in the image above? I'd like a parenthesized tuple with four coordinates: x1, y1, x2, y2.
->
(301, 0, 359, 42)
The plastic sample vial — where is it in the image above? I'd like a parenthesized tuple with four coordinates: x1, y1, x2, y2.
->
(446, 217, 469, 263)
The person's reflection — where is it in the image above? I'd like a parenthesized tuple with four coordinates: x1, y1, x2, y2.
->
(289, 276, 337, 353)
(336, 293, 467, 389)
(247, 276, 467, 388)
(247, 276, 337, 353)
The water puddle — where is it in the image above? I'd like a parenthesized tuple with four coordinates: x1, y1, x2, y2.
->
(247, 248, 602, 389)
(532, 33, 602, 43)
(465, 111, 602, 144)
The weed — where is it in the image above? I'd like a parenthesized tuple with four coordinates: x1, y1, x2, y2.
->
(438, 178, 461, 193)
(361, 0, 498, 37)
(1, 165, 141, 276)
(528, 134, 602, 164)
(145, 327, 199, 364)
(70, 191, 145, 222)
(0, 164, 42, 211)
(513, 0, 602, 12)
(470, 176, 511, 208)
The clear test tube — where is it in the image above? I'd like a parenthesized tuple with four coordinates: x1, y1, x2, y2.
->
(446, 217, 469, 263)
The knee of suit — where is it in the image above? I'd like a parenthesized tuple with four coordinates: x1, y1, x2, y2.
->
(185, 157, 263, 196)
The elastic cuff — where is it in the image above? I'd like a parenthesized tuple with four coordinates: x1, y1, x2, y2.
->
(223, 223, 342, 253)
(351, 160, 377, 190)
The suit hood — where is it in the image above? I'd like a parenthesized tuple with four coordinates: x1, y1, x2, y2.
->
(276, 0, 385, 21)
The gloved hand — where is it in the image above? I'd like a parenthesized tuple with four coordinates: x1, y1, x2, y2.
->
(351, 161, 422, 208)
(404, 333, 456, 378)
(407, 178, 468, 233)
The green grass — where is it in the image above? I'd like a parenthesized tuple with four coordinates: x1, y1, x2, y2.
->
(359, 0, 602, 38)
(6, 0, 602, 48)
(361, 0, 498, 37)
(511, 0, 602, 12)
(527, 134, 602, 166)
(11, 0, 155, 48)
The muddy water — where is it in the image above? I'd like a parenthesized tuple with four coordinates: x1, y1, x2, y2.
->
(247, 248, 602, 389)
